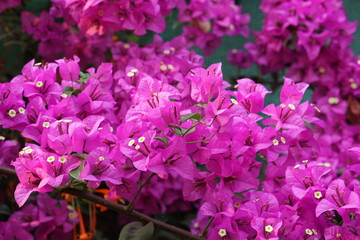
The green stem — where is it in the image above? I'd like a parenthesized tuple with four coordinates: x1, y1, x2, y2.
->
(126, 173, 156, 212)
(182, 121, 203, 137)
(185, 126, 220, 144)
(199, 216, 214, 237)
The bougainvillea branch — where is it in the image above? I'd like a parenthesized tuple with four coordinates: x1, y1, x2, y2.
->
(0, 166, 204, 240)
(126, 173, 156, 212)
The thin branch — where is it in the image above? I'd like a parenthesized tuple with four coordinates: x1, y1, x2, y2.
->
(64, 188, 204, 240)
(126, 173, 156, 212)
(0, 167, 204, 240)
(0, 166, 18, 178)
(185, 126, 221, 144)
(199, 216, 214, 237)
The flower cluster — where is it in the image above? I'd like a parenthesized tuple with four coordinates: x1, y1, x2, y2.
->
(3, 53, 359, 239)
(21, 11, 111, 65)
(178, 0, 250, 55)
(50, 0, 178, 36)
(230, 0, 360, 187)
(1, 0, 360, 239)
(21, 0, 249, 63)
(0, 34, 204, 206)
(0, 137, 18, 168)
(230, 0, 356, 74)
(0, 193, 77, 240)
(0, 0, 20, 13)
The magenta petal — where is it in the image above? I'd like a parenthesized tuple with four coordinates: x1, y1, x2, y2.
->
(316, 198, 337, 217)
(14, 183, 36, 207)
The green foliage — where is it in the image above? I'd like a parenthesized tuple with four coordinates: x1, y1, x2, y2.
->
(69, 159, 85, 179)
(118, 222, 154, 240)
(180, 113, 201, 124)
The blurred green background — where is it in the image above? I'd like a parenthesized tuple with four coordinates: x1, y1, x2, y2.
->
(205, 0, 360, 81)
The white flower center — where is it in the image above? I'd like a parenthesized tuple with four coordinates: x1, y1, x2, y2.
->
(265, 225, 273, 233)
(8, 109, 16, 118)
(42, 122, 50, 128)
(128, 139, 135, 146)
(231, 98, 238, 105)
(59, 156, 67, 163)
(193, 222, 199, 229)
(35, 81, 43, 87)
(324, 162, 331, 167)
(24, 148, 33, 154)
(314, 191, 322, 199)
(305, 229, 313, 235)
(18, 107, 25, 114)
(160, 65, 167, 71)
(218, 229, 227, 237)
(47, 156, 55, 163)
(328, 97, 339, 105)
(127, 72, 135, 77)
(288, 104, 295, 110)
(318, 67, 326, 73)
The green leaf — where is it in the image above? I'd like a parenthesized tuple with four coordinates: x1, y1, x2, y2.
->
(153, 137, 169, 146)
(0, 204, 11, 215)
(168, 124, 195, 136)
(180, 113, 201, 124)
(234, 192, 246, 199)
(195, 103, 207, 108)
(72, 89, 82, 96)
(63, 86, 74, 96)
(118, 221, 154, 240)
(168, 124, 183, 135)
(72, 153, 88, 160)
(182, 126, 195, 136)
(63, 86, 82, 96)
(133, 222, 154, 240)
(78, 71, 92, 84)
(70, 160, 85, 179)
(304, 121, 313, 131)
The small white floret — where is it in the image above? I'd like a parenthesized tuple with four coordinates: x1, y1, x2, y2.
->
(59, 156, 67, 163)
(314, 191, 322, 199)
(8, 109, 16, 118)
(305, 229, 313, 235)
(218, 229, 227, 237)
(35, 81, 43, 87)
(128, 139, 135, 146)
(265, 225, 273, 233)
(47, 156, 55, 163)
(18, 107, 25, 114)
